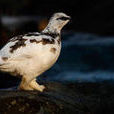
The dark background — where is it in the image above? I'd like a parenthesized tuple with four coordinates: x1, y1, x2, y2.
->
(1, 0, 114, 37)
(0, 0, 114, 88)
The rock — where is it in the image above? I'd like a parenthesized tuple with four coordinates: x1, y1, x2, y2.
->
(0, 82, 114, 114)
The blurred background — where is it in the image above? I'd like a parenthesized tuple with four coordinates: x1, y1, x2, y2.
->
(0, 0, 114, 89)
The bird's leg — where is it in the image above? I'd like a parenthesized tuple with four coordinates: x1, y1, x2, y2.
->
(29, 79, 45, 92)
(18, 77, 45, 92)
(18, 77, 33, 90)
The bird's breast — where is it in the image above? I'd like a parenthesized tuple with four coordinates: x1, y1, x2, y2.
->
(35, 44, 61, 70)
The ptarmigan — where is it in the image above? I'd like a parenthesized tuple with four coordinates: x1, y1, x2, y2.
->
(0, 12, 70, 92)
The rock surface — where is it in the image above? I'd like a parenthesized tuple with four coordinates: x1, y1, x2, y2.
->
(0, 82, 114, 114)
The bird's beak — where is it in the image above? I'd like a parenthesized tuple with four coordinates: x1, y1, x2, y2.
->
(66, 16, 71, 20)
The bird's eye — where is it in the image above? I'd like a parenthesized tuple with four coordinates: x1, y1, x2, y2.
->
(56, 16, 70, 21)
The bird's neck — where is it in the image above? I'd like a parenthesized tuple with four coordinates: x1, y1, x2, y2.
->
(42, 21, 61, 36)
(42, 27, 60, 39)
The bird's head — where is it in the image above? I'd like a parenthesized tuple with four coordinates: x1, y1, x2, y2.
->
(43, 12, 71, 33)
(50, 12, 71, 29)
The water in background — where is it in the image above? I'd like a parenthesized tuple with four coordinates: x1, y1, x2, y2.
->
(39, 32, 114, 83)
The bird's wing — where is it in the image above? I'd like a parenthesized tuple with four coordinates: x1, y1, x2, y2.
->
(0, 32, 52, 59)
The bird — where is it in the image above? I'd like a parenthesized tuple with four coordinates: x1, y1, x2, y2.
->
(0, 12, 71, 92)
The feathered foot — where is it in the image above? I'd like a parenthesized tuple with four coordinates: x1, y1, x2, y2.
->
(19, 77, 45, 92)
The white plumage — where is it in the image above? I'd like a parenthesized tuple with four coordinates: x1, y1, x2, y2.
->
(0, 12, 70, 91)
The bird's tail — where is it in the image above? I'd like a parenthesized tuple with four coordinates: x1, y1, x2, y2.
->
(0, 56, 9, 71)
(0, 56, 4, 65)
